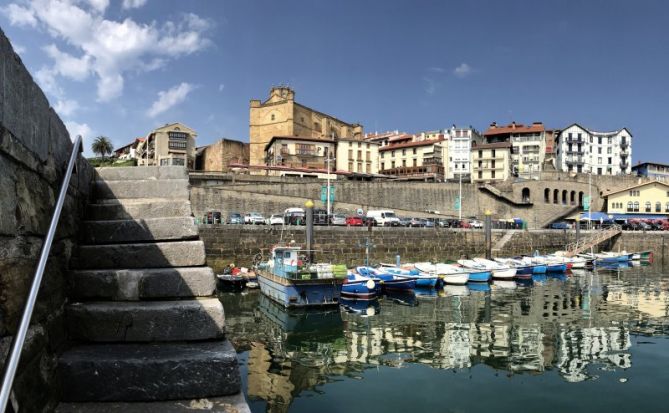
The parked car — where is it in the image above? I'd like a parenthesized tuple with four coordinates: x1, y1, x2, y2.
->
(330, 213, 347, 226)
(398, 217, 412, 227)
(469, 220, 484, 229)
(266, 214, 284, 225)
(227, 212, 243, 225)
(244, 212, 265, 225)
(423, 219, 435, 228)
(409, 217, 424, 227)
(638, 221, 653, 231)
(550, 221, 571, 230)
(367, 209, 401, 226)
(362, 216, 377, 226)
(284, 207, 306, 225)
(346, 216, 364, 226)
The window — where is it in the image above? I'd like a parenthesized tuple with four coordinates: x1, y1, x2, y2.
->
(608, 157, 612, 165)
(402, 159, 406, 167)
(413, 148, 417, 154)
(357, 161, 362, 172)
(348, 161, 353, 171)
(478, 171, 483, 179)
(391, 161, 395, 168)
(577, 133, 582, 140)
(402, 149, 406, 155)
(366, 143, 370, 149)
(171, 157, 185, 166)
(358, 142, 361, 148)
(478, 150, 482, 158)
(598, 137, 602, 145)
(608, 137, 612, 145)
(598, 147, 602, 154)
(597, 168, 602, 175)
(392, 150, 396, 156)
(627, 201, 633, 212)
(358, 150, 362, 159)
(168, 140, 187, 150)
(634, 201, 639, 212)
(381, 162, 385, 170)
(607, 147, 612, 154)
(314, 122, 322, 132)
(491, 170, 496, 179)
(160, 158, 169, 166)
(645, 201, 652, 212)
(366, 162, 370, 173)
(656, 202, 662, 212)
(666, 202, 669, 212)
(492, 149, 496, 157)
(380, 151, 385, 158)
(271, 114, 275, 121)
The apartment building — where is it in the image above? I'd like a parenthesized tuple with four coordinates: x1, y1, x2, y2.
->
(264, 136, 335, 170)
(555, 124, 632, 175)
(470, 142, 512, 183)
(632, 162, 669, 182)
(379, 138, 447, 181)
(444, 125, 480, 181)
(336, 138, 379, 175)
(137, 122, 197, 168)
(483, 122, 546, 180)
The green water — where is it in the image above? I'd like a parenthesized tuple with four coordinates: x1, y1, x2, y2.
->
(219, 264, 669, 413)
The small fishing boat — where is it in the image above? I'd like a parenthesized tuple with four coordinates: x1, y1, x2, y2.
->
(526, 255, 568, 272)
(494, 258, 537, 279)
(472, 258, 517, 279)
(356, 267, 416, 292)
(383, 266, 440, 288)
(255, 246, 345, 308)
(341, 272, 380, 299)
(455, 260, 492, 283)
(433, 263, 471, 285)
(631, 250, 653, 261)
(216, 273, 246, 291)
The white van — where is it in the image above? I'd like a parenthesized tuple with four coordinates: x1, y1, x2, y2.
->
(366, 209, 400, 226)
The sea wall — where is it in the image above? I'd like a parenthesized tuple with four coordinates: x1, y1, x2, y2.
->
(199, 226, 666, 272)
(0, 29, 93, 412)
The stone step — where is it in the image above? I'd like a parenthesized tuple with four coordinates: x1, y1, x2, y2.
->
(87, 199, 192, 220)
(59, 340, 241, 402)
(69, 267, 216, 300)
(95, 166, 188, 182)
(66, 298, 225, 342)
(74, 240, 206, 269)
(56, 393, 250, 413)
(82, 217, 198, 244)
(95, 179, 189, 200)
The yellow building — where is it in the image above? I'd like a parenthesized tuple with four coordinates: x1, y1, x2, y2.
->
(336, 139, 379, 175)
(604, 181, 669, 216)
(470, 142, 511, 183)
(378, 138, 447, 181)
(249, 86, 363, 167)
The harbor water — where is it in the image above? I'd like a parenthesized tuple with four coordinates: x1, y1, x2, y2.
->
(219, 262, 669, 413)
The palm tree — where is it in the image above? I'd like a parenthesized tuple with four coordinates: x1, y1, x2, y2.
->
(91, 136, 113, 159)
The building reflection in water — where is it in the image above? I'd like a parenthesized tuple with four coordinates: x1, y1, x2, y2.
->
(219, 266, 669, 412)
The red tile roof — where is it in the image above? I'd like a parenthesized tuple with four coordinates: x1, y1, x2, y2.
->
(483, 122, 545, 136)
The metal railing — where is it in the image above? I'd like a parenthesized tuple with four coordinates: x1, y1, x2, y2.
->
(564, 224, 622, 257)
(0, 135, 82, 412)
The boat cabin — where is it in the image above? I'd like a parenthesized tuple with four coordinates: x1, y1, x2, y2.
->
(272, 246, 307, 279)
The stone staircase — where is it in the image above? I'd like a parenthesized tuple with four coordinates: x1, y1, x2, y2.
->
(56, 166, 247, 412)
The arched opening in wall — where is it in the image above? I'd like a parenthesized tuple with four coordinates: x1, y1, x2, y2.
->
(570, 191, 576, 205)
(522, 187, 531, 203)
(562, 190, 568, 205)
(553, 189, 559, 204)
(544, 188, 550, 203)
(579, 191, 584, 207)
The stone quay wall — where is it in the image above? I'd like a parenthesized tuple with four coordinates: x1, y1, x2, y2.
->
(0, 30, 93, 412)
(198, 226, 583, 272)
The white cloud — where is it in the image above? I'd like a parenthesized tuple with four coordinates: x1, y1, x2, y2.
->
(146, 82, 195, 118)
(1, 3, 37, 27)
(13, 43, 26, 54)
(54, 99, 80, 116)
(64, 119, 96, 155)
(35, 67, 64, 97)
(454, 63, 472, 78)
(43, 44, 91, 81)
(5, 0, 212, 102)
(122, 0, 147, 10)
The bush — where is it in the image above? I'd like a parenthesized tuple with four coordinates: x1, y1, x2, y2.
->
(87, 157, 137, 167)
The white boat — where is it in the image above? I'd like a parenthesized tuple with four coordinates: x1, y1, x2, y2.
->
(414, 262, 469, 285)
(472, 258, 516, 279)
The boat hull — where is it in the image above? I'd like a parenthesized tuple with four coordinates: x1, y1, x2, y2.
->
(546, 263, 567, 273)
(440, 273, 469, 285)
(492, 267, 517, 279)
(532, 265, 547, 274)
(341, 280, 380, 299)
(467, 271, 491, 283)
(257, 269, 343, 308)
(380, 277, 416, 291)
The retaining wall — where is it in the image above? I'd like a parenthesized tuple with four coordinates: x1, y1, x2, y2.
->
(0, 29, 93, 412)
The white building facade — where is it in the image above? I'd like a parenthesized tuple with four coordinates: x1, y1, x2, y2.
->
(555, 124, 632, 175)
(444, 126, 479, 181)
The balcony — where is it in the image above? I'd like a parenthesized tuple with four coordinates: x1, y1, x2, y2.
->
(565, 137, 585, 144)
(566, 150, 584, 156)
(620, 141, 629, 149)
(565, 157, 585, 166)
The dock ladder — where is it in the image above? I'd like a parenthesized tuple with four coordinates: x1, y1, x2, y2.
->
(564, 224, 622, 257)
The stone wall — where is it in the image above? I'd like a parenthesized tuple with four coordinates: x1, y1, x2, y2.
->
(0, 29, 93, 412)
(196, 138, 249, 172)
(199, 226, 667, 272)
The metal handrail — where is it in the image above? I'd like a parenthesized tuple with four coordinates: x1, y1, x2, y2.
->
(0, 135, 82, 412)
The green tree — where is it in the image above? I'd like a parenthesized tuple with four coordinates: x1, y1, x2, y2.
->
(91, 136, 113, 159)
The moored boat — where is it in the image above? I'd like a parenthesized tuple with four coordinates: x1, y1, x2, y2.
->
(456, 260, 492, 283)
(341, 272, 380, 299)
(255, 246, 345, 308)
(472, 258, 517, 279)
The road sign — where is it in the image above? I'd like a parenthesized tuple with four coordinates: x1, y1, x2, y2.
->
(356, 208, 364, 216)
(454, 196, 461, 211)
(583, 195, 591, 211)
(320, 185, 335, 203)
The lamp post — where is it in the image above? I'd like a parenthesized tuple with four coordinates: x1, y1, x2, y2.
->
(484, 209, 492, 259)
(325, 155, 336, 217)
(305, 199, 314, 263)
(458, 172, 463, 222)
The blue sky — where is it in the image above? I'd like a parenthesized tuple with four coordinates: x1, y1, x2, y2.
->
(1, 0, 667, 160)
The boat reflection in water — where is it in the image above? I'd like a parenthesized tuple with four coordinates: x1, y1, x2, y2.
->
(220, 265, 669, 413)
